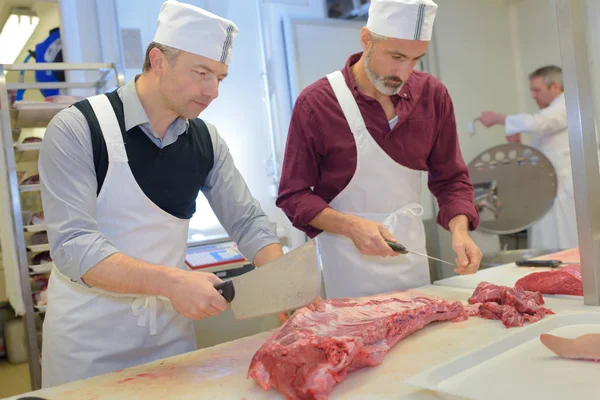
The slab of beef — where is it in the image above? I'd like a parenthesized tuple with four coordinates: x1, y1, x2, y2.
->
(248, 291, 465, 400)
(467, 282, 554, 328)
(515, 264, 583, 296)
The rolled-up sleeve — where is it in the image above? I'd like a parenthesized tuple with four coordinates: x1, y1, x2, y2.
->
(275, 98, 330, 238)
(427, 88, 480, 231)
(202, 123, 280, 262)
(39, 107, 119, 284)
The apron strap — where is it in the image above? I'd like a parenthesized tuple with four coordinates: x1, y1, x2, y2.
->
(326, 71, 368, 135)
(87, 94, 128, 163)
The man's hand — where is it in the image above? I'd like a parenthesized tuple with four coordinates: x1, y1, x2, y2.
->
(451, 232, 482, 275)
(507, 133, 521, 144)
(277, 296, 324, 324)
(346, 216, 399, 257)
(448, 215, 481, 275)
(479, 111, 507, 127)
(166, 270, 229, 320)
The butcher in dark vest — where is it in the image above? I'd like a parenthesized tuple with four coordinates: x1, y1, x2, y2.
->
(39, 0, 284, 387)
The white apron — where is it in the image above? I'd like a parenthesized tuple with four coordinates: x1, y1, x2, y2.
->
(41, 94, 196, 388)
(316, 71, 430, 299)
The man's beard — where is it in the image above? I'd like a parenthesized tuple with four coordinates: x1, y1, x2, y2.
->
(364, 48, 404, 96)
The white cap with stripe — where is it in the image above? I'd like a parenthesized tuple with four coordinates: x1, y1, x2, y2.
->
(367, 0, 438, 41)
(153, 0, 238, 65)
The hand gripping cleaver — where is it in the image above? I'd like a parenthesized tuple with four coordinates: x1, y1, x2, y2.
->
(214, 239, 321, 320)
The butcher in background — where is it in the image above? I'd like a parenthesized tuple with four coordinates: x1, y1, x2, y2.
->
(479, 66, 578, 250)
(39, 0, 284, 389)
(277, 0, 482, 299)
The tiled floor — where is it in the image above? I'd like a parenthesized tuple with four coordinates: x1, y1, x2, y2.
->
(0, 360, 31, 398)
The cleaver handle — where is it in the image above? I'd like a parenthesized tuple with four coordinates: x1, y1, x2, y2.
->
(515, 260, 562, 268)
(214, 281, 235, 302)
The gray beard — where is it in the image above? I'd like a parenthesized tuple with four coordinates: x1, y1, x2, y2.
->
(364, 51, 404, 96)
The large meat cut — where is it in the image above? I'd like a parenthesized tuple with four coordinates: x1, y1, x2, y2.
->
(248, 291, 465, 400)
(467, 282, 554, 328)
(515, 264, 583, 296)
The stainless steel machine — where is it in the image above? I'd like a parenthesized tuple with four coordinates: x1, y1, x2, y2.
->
(468, 143, 560, 266)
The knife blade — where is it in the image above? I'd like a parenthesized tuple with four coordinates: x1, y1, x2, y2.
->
(385, 240, 455, 266)
(515, 259, 578, 268)
(213, 239, 321, 320)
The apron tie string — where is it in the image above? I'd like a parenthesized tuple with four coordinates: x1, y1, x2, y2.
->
(131, 296, 158, 336)
(383, 203, 424, 232)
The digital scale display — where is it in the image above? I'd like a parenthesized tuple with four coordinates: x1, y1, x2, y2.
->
(185, 242, 246, 270)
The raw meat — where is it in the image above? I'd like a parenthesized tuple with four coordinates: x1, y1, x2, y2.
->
(467, 282, 554, 328)
(21, 174, 40, 185)
(515, 264, 583, 296)
(32, 251, 52, 265)
(248, 291, 465, 400)
(22, 137, 42, 143)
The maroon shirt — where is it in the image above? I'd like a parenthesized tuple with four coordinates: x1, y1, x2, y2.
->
(276, 53, 479, 238)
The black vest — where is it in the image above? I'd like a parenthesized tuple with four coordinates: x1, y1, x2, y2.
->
(73, 90, 214, 219)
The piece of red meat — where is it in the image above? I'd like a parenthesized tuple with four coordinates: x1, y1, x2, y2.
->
(32, 251, 52, 265)
(248, 291, 465, 400)
(515, 264, 583, 296)
(22, 174, 40, 185)
(22, 137, 42, 143)
(468, 282, 553, 328)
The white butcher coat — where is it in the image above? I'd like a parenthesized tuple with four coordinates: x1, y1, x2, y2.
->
(505, 93, 578, 250)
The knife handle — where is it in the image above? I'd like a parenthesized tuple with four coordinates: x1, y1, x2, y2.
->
(214, 281, 235, 302)
(385, 240, 408, 254)
(515, 260, 562, 267)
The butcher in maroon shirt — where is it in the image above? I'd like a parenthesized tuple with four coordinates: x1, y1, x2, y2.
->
(277, 0, 482, 299)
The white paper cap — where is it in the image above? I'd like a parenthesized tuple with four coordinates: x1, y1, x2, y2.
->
(367, 0, 438, 41)
(153, 0, 239, 65)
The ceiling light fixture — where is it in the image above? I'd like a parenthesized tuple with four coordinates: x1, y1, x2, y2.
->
(0, 8, 40, 64)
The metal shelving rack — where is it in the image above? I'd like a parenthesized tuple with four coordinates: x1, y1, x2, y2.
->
(0, 63, 124, 390)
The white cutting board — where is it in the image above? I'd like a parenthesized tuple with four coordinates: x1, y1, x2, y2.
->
(434, 264, 585, 302)
(6, 285, 592, 400)
(406, 312, 600, 400)
(433, 262, 556, 290)
(434, 248, 581, 292)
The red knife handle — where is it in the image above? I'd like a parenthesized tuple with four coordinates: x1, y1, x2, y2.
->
(215, 281, 235, 302)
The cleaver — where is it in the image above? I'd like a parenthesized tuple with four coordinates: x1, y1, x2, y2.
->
(214, 239, 321, 320)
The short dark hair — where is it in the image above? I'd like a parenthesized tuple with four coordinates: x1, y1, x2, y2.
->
(529, 65, 563, 90)
(142, 42, 180, 72)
